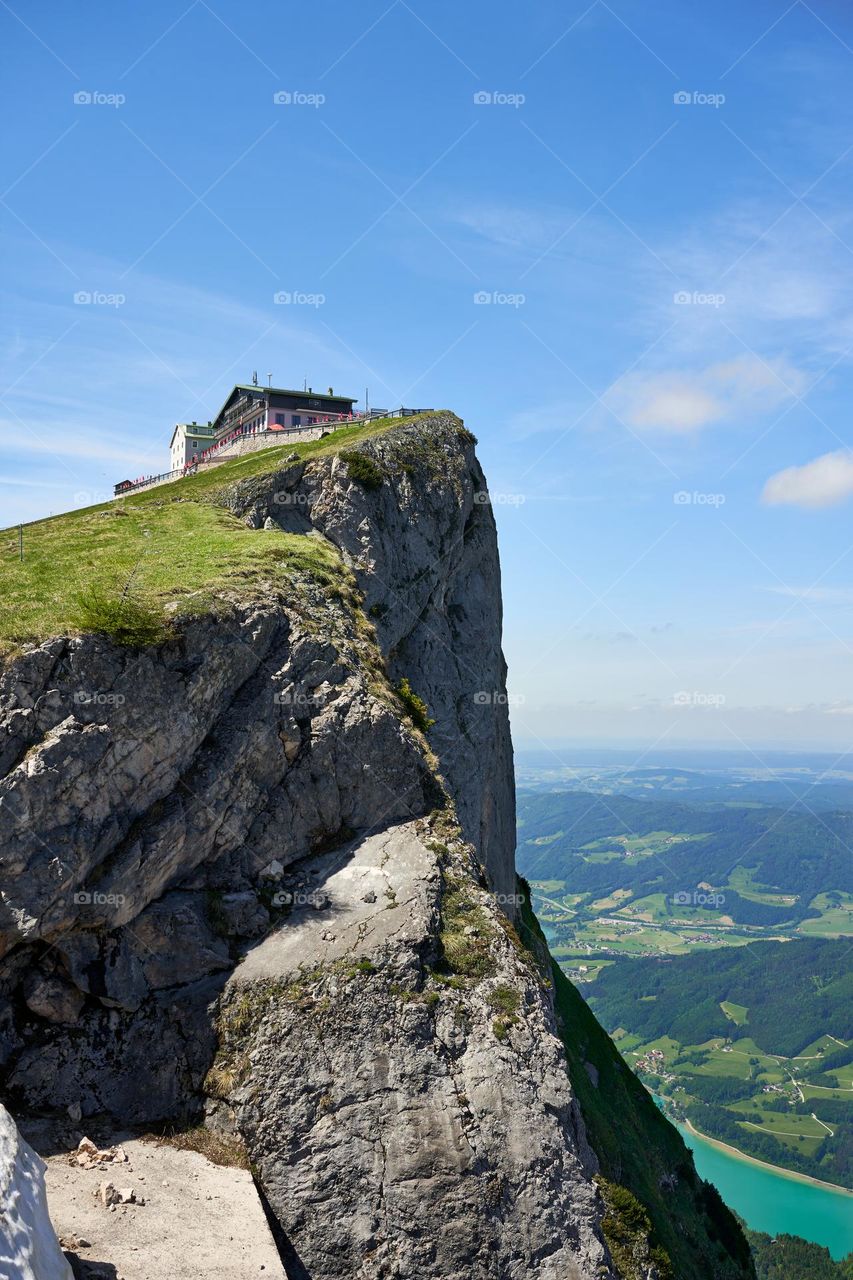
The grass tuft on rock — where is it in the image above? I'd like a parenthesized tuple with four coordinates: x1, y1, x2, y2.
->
(395, 677, 435, 733)
(438, 873, 497, 981)
(339, 450, 384, 490)
(144, 1126, 250, 1170)
(74, 582, 171, 647)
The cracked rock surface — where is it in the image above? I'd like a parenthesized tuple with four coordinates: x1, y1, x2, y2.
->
(0, 415, 612, 1278)
(219, 822, 613, 1280)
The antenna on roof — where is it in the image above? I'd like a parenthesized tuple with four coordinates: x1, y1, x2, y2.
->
(303, 377, 307, 391)
(252, 371, 258, 386)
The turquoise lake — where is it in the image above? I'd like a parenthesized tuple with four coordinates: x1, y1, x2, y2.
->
(676, 1118, 852, 1260)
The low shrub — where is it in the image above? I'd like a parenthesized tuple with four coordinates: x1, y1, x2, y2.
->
(395, 677, 435, 732)
(340, 450, 384, 490)
(75, 584, 169, 646)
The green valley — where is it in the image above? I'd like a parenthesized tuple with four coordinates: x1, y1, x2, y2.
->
(516, 778, 853, 1195)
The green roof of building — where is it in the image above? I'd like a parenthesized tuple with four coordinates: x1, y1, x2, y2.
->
(212, 383, 358, 428)
(233, 383, 358, 402)
(169, 422, 216, 449)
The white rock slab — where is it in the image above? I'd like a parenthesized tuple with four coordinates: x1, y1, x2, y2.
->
(0, 1104, 73, 1280)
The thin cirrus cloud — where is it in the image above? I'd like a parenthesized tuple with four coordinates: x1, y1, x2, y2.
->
(762, 449, 853, 510)
(602, 355, 807, 435)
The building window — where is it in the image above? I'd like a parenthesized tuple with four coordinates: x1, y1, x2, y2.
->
(275, 413, 284, 425)
(292, 414, 301, 426)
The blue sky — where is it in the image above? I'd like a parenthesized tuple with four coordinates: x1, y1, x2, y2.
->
(4, 0, 853, 749)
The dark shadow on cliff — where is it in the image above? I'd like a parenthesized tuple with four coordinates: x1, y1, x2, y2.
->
(255, 1177, 314, 1280)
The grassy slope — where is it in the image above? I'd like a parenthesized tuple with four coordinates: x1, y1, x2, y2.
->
(517, 879, 755, 1280)
(0, 413, 441, 649)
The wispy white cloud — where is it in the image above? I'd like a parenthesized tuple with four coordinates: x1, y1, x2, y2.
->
(603, 354, 806, 435)
(764, 584, 853, 603)
(762, 448, 853, 509)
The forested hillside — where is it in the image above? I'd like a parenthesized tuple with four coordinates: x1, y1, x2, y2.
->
(588, 939, 853, 1187)
(589, 939, 852, 1055)
(517, 790, 853, 929)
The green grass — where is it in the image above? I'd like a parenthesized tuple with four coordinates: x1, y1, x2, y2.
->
(338, 449, 384, 489)
(728, 866, 800, 908)
(0, 501, 342, 647)
(394, 677, 435, 733)
(798, 891, 853, 937)
(0, 412, 442, 649)
(721, 1001, 749, 1026)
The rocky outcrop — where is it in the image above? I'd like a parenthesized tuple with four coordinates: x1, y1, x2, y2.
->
(0, 413, 752, 1279)
(214, 821, 610, 1279)
(0, 414, 514, 1118)
(222, 413, 516, 904)
(0, 1104, 72, 1280)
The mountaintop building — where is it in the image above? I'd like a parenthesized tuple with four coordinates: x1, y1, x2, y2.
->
(169, 380, 358, 471)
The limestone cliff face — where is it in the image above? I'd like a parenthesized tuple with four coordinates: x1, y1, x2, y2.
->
(0, 415, 751, 1279)
(223, 413, 517, 903)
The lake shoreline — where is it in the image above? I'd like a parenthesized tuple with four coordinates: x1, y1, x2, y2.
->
(683, 1119, 853, 1196)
